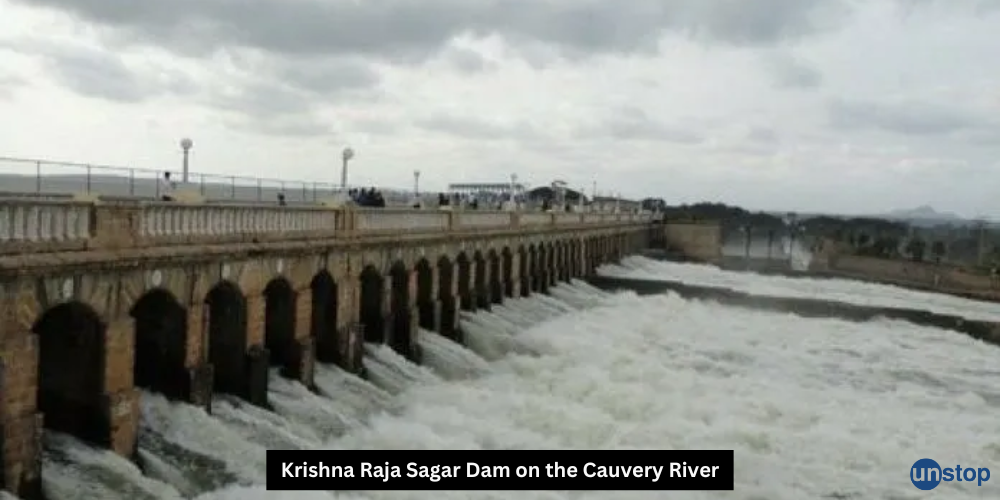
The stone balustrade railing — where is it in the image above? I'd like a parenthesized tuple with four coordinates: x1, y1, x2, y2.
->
(137, 203, 341, 245)
(0, 197, 654, 254)
(0, 199, 93, 254)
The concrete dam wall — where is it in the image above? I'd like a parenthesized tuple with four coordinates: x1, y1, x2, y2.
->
(585, 275, 1000, 347)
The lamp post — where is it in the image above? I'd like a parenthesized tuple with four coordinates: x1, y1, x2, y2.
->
(784, 212, 799, 267)
(413, 170, 421, 197)
(179, 137, 193, 184)
(740, 224, 752, 264)
(510, 173, 518, 208)
(340, 147, 355, 189)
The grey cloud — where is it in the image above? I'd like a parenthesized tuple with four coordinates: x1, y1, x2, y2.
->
(0, 72, 25, 100)
(442, 46, 495, 74)
(273, 58, 382, 96)
(747, 126, 779, 143)
(228, 117, 333, 138)
(828, 98, 993, 136)
(584, 106, 703, 144)
(762, 53, 822, 89)
(205, 80, 335, 137)
(415, 113, 542, 141)
(7, 38, 197, 102)
(12, 0, 851, 64)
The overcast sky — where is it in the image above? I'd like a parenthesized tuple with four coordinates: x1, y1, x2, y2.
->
(1, 0, 999, 216)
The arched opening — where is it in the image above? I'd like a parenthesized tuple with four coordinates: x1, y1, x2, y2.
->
(528, 245, 539, 293)
(437, 256, 458, 339)
(131, 288, 188, 401)
(474, 251, 489, 310)
(416, 259, 435, 330)
(389, 261, 413, 359)
(32, 301, 108, 446)
(488, 250, 503, 304)
(537, 244, 549, 293)
(457, 252, 473, 311)
(359, 265, 385, 343)
(310, 270, 340, 364)
(205, 281, 249, 399)
(501, 248, 514, 298)
(518, 246, 530, 297)
(264, 277, 298, 377)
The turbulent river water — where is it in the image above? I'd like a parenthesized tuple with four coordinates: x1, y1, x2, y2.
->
(22, 256, 999, 499)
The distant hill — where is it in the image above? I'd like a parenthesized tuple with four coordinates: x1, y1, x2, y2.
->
(882, 205, 961, 223)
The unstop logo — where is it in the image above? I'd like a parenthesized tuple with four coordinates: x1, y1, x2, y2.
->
(911, 458, 991, 490)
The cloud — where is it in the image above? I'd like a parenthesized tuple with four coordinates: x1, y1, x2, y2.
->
(415, 113, 543, 142)
(828, 98, 994, 136)
(762, 52, 823, 89)
(6, 37, 197, 102)
(0, 72, 25, 100)
(581, 106, 703, 144)
(10, 0, 852, 63)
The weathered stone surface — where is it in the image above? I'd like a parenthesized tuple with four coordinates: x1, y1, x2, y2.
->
(0, 203, 652, 499)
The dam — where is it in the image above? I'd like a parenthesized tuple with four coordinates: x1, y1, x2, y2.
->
(0, 197, 995, 499)
(0, 196, 652, 498)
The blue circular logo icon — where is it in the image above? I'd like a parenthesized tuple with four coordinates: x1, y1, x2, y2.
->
(911, 458, 942, 490)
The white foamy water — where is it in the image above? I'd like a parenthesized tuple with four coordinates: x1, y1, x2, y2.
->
(25, 276, 1000, 500)
(601, 255, 1000, 322)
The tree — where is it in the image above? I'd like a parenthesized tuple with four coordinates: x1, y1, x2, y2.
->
(930, 240, 946, 264)
(855, 233, 870, 248)
(906, 237, 927, 262)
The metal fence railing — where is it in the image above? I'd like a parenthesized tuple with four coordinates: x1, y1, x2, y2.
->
(0, 156, 418, 205)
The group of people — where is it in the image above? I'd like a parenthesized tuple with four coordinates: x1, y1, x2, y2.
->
(349, 188, 386, 207)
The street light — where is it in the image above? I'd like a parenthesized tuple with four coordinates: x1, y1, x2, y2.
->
(413, 169, 421, 197)
(179, 137, 193, 183)
(340, 147, 355, 189)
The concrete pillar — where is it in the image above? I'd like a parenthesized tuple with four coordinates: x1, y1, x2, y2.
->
(183, 303, 213, 410)
(243, 294, 270, 408)
(287, 287, 315, 387)
(335, 282, 364, 375)
(0, 328, 43, 500)
(509, 251, 521, 298)
(102, 319, 140, 458)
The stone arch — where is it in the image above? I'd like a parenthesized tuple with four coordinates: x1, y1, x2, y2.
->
(389, 261, 414, 359)
(436, 255, 458, 339)
(518, 245, 530, 297)
(527, 244, 539, 293)
(415, 259, 435, 330)
(32, 301, 108, 446)
(359, 265, 384, 343)
(501, 247, 514, 298)
(130, 288, 188, 401)
(487, 249, 503, 304)
(473, 250, 489, 310)
(537, 243, 549, 293)
(205, 280, 250, 400)
(456, 252, 473, 311)
(310, 270, 340, 365)
(264, 276, 298, 378)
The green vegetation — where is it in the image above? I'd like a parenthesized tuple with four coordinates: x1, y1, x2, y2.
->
(663, 202, 1000, 270)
